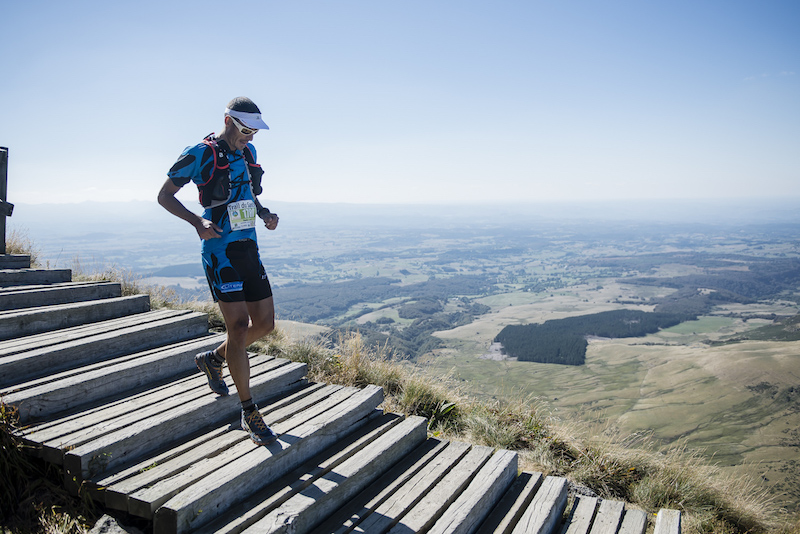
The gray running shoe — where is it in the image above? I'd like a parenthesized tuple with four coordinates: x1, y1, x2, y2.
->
(195, 351, 229, 396)
(241, 408, 278, 446)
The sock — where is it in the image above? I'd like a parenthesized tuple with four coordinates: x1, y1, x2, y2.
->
(212, 350, 226, 365)
(241, 398, 256, 413)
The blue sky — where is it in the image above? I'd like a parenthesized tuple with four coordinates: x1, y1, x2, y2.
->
(1, 1, 798, 206)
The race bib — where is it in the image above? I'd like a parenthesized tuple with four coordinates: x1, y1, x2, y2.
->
(227, 200, 257, 231)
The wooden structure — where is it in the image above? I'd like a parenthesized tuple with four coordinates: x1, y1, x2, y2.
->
(0, 261, 681, 534)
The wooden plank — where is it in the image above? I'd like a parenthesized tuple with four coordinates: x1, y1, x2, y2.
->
(618, 509, 647, 534)
(0, 268, 71, 286)
(0, 308, 182, 356)
(428, 448, 518, 534)
(95, 383, 327, 509)
(6, 334, 223, 423)
(0, 310, 209, 388)
(589, 499, 625, 534)
(0, 294, 150, 340)
(0, 255, 30, 269)
(308, 438, 448, 534)
(124, 385, 347, 518)
(653, 509, 681, 534)
(386, 445, 495, 534)
(349, 440, 472, 534)
(0, 281, 121, 310)
(62, 361, 307, 486)
(477, 471, 545, 534)
(153, 385, 384, 534)
(24, 354, 280, 453)
(511, 476, 569, 534)
(193, 412, 403, 534)
(560, 496, 598, 534)
(242, 416, 427, 534)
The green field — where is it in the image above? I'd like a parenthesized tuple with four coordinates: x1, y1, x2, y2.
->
(423, 287, 800, 512)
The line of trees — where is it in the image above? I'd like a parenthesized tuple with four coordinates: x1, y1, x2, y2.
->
(495, 310, 685, 365)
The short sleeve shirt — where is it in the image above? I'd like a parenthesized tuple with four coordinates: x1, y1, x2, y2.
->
(167, 138, 259, 256)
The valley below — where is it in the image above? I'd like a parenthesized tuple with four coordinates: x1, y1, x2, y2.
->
(14, 199, 800, 514)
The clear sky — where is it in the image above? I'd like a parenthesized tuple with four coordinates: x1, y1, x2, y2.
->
(1, 1, 798, 206)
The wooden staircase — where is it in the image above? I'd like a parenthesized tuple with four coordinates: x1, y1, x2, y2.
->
(0, 254, 681, 534)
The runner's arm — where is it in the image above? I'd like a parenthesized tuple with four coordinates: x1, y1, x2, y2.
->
(157, 179, 221, 239)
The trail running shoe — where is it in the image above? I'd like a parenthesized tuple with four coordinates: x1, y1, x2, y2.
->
(195, 351, 229, 396)
(241, 408, 278, 446)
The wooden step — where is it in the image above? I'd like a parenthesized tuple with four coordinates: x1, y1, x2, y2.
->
(95, 383, 331, 513)
(0, 267, 71, 286)
(0, 294, 150, 340)
(17, 354, 303, 465)
(188, 410, 408, 534)
(0, 254, 31, 269)
(0, 309, 209, 388)
(236, 415, 428, 534)
(559, 496, 648, 534)
(654, 509, 681, 534)
(476, 471, 544, 533)
(153, 384, 385, 534)
(510, 476, 569, 534)
(3, 334, 225, 423)
(313, 439, 510, 534)
(427, 448, 518, 534)
(58, 358, 308, 488)
(0, 281, 122, 311)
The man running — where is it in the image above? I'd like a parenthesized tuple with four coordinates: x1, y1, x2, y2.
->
(158, 96, 279, 445)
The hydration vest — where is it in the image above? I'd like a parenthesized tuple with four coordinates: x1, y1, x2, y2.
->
(197, 134, 265, 208)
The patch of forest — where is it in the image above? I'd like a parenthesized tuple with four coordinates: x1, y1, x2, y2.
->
(494, 310, 685, 365)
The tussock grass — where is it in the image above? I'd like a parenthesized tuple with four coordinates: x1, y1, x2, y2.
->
(4, 227, 40, 266)
(1, 400, 97, 533)
(260, 330, 798, 534)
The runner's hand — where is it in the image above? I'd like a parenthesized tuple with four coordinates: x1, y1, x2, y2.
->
(263, 213, 279, 231)
(195, 218, 222, 240)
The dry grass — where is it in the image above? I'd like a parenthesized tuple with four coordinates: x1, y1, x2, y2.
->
(1, 401, 97, 533)
(4, 227, 40, 266)
(259, 329, 798, 534)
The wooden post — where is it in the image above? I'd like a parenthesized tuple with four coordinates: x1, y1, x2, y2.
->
(1, 147, 9, 254)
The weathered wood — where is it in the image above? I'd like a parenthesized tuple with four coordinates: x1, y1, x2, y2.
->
(0, 268, 71, 286)
(511, 476, 569, 534)
(23, 354, 280, 457)
(0, 281, 121, 310)
(153, 385, 384, 534)
(386, 445, 495, 534)
(428, 448, 518, 534)
(0, 310, 209, 388)
(618, 509, 647, 534)
(6, 334, 224, 423)
(62, 361, 307, 487)
(0, 255, 30, 269)
(0, 294, 150, 340)
(193, 412, 403, 534)
(349, 440, 472, 534)
(477, 471, 544, 534)
(96, 383, 328, 510)
(308, 438, 448, 534)
(654, 509, 681, 534)
(125, 384, 346, 518)
(0, 308, 185, 356)
(242, 416, 427, 534)
(560, 495, 598, 534)
(590, 499, 625, 534)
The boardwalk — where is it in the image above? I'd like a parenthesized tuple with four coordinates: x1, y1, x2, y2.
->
(0, 255, 680, 534)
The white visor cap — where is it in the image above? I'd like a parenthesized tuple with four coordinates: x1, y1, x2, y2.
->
(225, 108, 270, 130)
